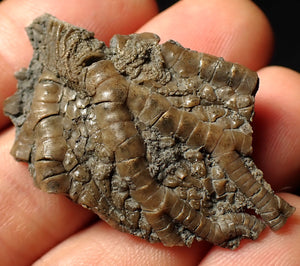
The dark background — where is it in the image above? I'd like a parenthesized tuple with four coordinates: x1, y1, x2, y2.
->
(157, 0, 300, 72)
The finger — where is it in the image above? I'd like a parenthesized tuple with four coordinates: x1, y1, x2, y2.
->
(199, 194, 300, 266)
(34, 222, 210, 266)
(253, 66, 300, 192)
(0, 127, 98, 265)
(0, 0, 158, 130)
(138, 0, 273, 70)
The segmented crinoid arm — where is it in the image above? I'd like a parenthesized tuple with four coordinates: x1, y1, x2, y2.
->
(4, 14, 295, 250)
(87, 59, 266, 248)
(121, 33, 294, 236)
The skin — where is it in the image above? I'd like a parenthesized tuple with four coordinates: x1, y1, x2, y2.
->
(0, 0, 299, 265)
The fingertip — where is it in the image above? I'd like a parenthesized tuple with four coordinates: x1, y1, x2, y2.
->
(36, 222, 210, 265)
(138, 0, 273, 70)
(253, 66, 300, 191)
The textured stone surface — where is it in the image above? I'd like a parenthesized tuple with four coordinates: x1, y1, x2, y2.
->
(4, 14, 295, 249)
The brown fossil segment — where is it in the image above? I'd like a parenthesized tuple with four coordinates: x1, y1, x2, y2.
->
(4, 14, 295, 249)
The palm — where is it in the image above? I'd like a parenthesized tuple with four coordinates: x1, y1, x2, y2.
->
(0, 0, 299, 265)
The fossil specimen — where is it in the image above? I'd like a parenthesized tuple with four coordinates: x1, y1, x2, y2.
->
(4, 14, 295, 249)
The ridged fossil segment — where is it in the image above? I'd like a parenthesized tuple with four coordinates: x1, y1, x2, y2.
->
(4, 14, 295, 249)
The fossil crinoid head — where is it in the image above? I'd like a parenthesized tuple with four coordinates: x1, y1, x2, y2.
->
(26, 14, 105, 91)
(109, 32, 171, 85)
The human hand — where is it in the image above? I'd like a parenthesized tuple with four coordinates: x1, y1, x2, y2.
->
(0, 0, 299, 265)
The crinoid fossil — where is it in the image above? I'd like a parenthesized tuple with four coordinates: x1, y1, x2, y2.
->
(4, 14, 295, 249)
